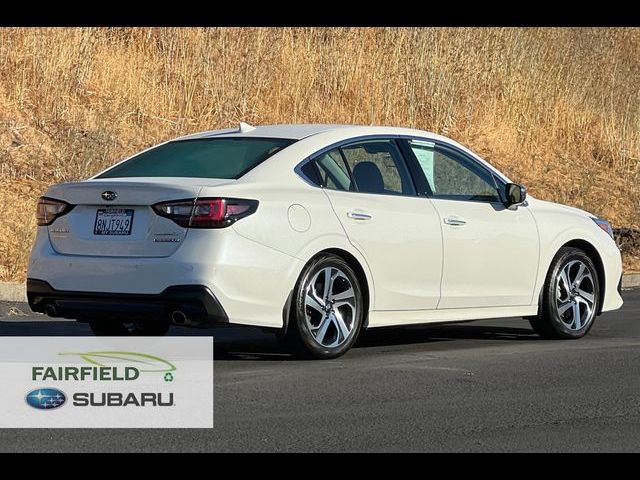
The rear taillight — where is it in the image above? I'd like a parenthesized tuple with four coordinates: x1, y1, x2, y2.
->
(36, 197, 73, 226)
(152, 198, 258, 228)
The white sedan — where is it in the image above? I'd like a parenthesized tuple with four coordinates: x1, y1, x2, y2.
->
(27, 124, 623, 358)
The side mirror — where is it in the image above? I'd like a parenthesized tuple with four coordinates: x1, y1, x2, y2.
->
(504, 183, 527, 207)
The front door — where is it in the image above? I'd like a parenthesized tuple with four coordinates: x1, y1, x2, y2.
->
(404, 139, 539, 309)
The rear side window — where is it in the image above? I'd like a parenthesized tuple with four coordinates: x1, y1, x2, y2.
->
(341, 140, 415, 195)
(310, 149, 354, 191)
(299, 161, 321, 186)
(97, 138, 295, 179)
(301, 139, 416, 196)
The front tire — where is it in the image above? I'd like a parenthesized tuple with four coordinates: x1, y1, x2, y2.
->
(529, 247, 599, 339)
(88, 319, 171, 336)
(285, 254, 364, 359)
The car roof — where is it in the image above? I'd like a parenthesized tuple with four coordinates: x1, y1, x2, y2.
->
(174, 123, 456, 142)
(176, 124, 354, 141)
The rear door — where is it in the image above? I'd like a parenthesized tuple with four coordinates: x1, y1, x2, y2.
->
(45, 178, 231, 257)
(306, 139, 443, 311)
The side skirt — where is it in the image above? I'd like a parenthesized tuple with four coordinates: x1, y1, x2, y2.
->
(367, 305, 538, 328)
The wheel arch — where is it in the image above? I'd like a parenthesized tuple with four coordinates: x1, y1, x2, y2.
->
(282, 247, 373, 334)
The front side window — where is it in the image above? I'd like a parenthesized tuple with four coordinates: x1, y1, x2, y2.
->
(98, 137, 295, 179)
(408, 140, 500, 202)
(340, 140, 415, 196)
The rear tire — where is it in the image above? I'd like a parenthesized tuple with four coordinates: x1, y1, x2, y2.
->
(88, 319, 170, 336)
(285, 254, 364, 359)
(529, 247, 599, 339)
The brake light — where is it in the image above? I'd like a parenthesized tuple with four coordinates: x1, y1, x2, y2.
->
(36, 197, 73, 226)
(152, 198, 258, 228)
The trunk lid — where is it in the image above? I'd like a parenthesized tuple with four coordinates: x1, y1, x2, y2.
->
(44, 178, 234, 257)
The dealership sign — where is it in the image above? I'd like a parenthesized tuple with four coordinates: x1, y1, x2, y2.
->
(0, 337, 213, 428)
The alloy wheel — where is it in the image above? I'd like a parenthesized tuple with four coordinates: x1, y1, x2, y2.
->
(304, 266, 358, 348)
(555, 259, 596, 330)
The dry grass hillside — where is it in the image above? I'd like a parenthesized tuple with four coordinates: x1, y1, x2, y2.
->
(0, 27, 639, 282)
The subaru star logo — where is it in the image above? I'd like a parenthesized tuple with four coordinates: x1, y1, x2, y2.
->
(25, 388, 66, 410)
(101, 191, 117, 201)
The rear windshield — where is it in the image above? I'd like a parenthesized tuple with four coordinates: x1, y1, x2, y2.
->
(97, 137, 295, 179)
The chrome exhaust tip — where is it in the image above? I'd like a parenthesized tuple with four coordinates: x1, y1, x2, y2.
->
(171, 310, 187, 325)
(44, 304, 57, 317)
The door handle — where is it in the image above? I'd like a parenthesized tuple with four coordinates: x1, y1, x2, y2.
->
(443, 216, 466, 226)
(347, 211, 372, 221)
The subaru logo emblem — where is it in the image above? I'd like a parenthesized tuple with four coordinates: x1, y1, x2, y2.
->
(101, 191, 117, 201)
(25, 388, 67, 410)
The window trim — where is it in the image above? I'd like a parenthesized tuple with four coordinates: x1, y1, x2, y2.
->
(295, 135, 422, 198)
(397, 139, 433, 197)
(401, 138, 507, 204)
(295, 134, 509, 202)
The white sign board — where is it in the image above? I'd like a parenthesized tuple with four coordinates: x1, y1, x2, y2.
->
(0, 336, 213, 428)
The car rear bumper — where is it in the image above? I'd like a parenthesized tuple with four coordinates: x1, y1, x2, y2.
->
(27, 278, 228, 327)
(27, 227, 303, 329)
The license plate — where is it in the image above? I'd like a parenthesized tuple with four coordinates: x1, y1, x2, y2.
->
(93, 209, 134, 236)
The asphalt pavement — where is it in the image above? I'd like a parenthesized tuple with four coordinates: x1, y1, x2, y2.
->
(1, 290, 639, 452)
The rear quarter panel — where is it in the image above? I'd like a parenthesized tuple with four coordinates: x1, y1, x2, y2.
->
(214, 179, 376, 313)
